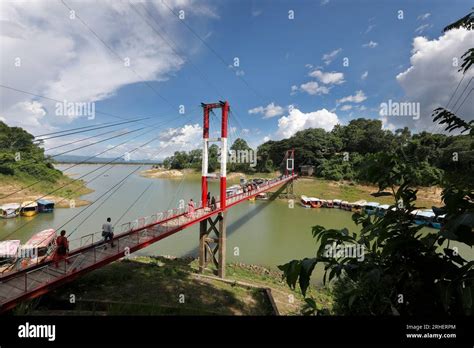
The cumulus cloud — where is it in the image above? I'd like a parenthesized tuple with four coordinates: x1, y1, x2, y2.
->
(275, 107, 339, 138)
(322, 48, 342, 65)
(340, 104, 352, 111)
(395, 28, 474, 132)
(361, 71, 368, 80)
(337, 90, 367, 103)
(0, 0, 216, 134)
(362, 41, 378, 48)
(309, 69, 345, 84)
(299, 81, 330, 95)
(248, 102, 285, 118)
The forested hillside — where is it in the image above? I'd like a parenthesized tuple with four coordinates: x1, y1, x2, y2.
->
(163, 118, 473, 187)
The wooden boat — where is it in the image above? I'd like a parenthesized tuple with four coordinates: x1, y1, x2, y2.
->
(364, 202, 380, 215)
(341, 201, 353, 211)
(37, 199, 55, 213)
(412, 210, 436, 226)
(309, 197, 322, 208)
(351, 200, 367, 213)
(323, 200, 334, 208)
(0, 240, 21, 274)
(376, 204, 390, 217)
(20, 201, 38, 217)
(333, 199, 342, 209)
(20, 229, 56, 267)
(0, 203, 21, 219)
(300, 195, 311, 208)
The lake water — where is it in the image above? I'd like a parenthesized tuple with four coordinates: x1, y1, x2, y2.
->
(1, 164, 470, 284)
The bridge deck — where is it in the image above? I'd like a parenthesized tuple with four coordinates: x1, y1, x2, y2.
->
(0, 174, 296, 312)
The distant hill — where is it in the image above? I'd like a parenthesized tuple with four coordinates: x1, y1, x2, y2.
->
(53, 155, 162, 165)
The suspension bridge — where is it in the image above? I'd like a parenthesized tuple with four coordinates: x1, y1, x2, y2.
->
(0, 101, 296, 313)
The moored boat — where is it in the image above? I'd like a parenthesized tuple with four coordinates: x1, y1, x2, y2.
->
(364, 202, 380, 215)
(376, 204, 390, 217)
(351, 200, 367, 213)
(37, 199, 55, 213)
(309, 197, 322, 208)
(300, 195, 311, 208)
(430, 214, 445, 229)
(0, 203, 21, 219)
(256, 193, 268, 200)
(323, 200, 334, 208)
(333, 199, 342, 209)
(20, 201, 38, 217)
(412, 210, 436, 226)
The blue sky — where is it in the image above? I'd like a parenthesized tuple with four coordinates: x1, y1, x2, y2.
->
(1, 0, 473, 160)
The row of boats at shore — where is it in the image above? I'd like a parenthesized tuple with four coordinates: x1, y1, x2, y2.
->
(0, 199, 55, 219)
(300, 195, 445, 230)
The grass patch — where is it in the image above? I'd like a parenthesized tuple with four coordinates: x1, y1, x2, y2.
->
(25, 256, 333, 316)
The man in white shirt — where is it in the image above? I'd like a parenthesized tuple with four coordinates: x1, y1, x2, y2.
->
(102, 217, 115, 249)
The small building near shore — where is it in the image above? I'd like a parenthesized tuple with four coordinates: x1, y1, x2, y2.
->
(299, 165, 314, 176)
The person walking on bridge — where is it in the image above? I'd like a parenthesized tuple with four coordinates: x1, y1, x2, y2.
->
(102, 217, 115, 249)
(54, 230, 71, 268)
(187, 199, 195, 218)
(211, 196, 217, 211)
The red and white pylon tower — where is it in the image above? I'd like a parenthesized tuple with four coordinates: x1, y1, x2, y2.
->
(199, 101, 229, 278)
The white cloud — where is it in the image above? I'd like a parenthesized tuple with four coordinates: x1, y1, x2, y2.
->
(263, 135, 270, 142)
(309, 69, 345, 84)
(276, 108, 339, 138)
(1, 101, 49, 133)
(290, 85, 299, 95)
(248, 102, 285, 118)
(322, 48, 342, 65)
(337, 90, 367, 103)
(417, 13, 431, 20)
(362, 41, 378, 48)
(395, 28, 474, 132)
(340, 105, 352, 111)
(361, 71, 368, 80)
(252, 9, 262, 17)
(320, 0, 330, 5)
(365, 24, 375, 34)
(299, 81, 330, 95)
(0, 0, 217, 134)
(415, 24, 432, 34)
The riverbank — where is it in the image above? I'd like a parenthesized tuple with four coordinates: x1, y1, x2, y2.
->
(16, 256, 333, 315)
(139, 169, 442, 207)
(0, 174, 92, 208)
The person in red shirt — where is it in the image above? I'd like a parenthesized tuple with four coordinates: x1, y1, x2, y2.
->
(54, 230, 71, 268)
